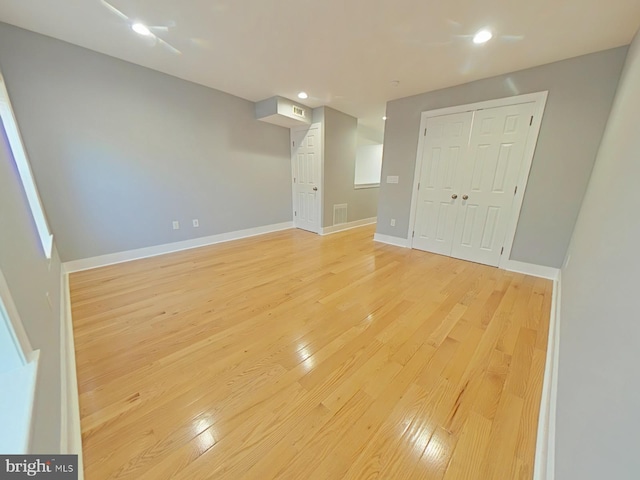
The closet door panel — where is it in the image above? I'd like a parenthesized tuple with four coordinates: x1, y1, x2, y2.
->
(451, 102, 535, 266)
(413, 112, 472, 255)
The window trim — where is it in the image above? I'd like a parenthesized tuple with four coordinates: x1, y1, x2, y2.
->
(0, 266, 39, 454)
(0, 267, 33, 368)
(0, 72, 53, 259)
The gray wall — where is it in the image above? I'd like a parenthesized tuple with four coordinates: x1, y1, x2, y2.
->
(377, 47, 627, 268)
(0, 119, 62, 453)
(321, 107, 379, 227)
(0, 23, 292, 262)
(555, 30, 640, 479)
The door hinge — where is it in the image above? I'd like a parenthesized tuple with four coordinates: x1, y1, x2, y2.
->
(412, 231, 415, 238)
(293, 177, 296, 183)
(514, 185, 518, 195)
(292, 140, 295, 147)
(424, 128, 427, 136)
(295, 211, 297, 216)
(501, 247, 504, 255)
(417, 182, 420, 190)
(529, 116, 533, 126)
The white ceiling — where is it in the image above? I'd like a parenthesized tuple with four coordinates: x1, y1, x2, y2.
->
(0, 0, 639, 139)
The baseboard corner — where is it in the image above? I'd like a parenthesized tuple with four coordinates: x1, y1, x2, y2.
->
(373, 233, 410, 248)
(503, 259, 560, 280)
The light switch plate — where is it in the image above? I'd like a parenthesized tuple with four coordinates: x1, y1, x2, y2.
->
(386, 175, 399, 184)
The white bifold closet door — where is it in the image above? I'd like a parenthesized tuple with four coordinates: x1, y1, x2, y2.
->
(413, 102, 535, 267)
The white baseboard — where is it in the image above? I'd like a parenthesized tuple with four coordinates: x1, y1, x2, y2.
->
(321, 217, 377, 235)
(63, 222, 293, 273)
(373, 233, 410, 248)
(503, 260, 560, 280)
(60, 273, 84, 479)
(533, 271, 561, 480)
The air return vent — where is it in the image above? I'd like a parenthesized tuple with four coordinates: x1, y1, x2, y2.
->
(255, 96, 311, 128)
(333, 204, 348, 225)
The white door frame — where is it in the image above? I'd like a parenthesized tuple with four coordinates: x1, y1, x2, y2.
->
(291, 122, 323, 233)
(407, 91, 548, 269)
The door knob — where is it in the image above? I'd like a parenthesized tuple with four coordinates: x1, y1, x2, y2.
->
(451, 194, 458, 199)
(313, 186, 318, 191)
(462, 194, 469, 200)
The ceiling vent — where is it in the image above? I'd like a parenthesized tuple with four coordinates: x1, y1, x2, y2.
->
(255, 96, 311, 128)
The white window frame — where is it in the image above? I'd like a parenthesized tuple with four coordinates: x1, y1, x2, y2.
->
(0, 71, 53, 259)
(0, 267, 39, 454)
(0, 268, 33, 368)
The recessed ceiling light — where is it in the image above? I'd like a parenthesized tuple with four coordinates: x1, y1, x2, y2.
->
(297, 92, 308, 99)
(132, 23, 152, 36)
(473, 29, 493, 44)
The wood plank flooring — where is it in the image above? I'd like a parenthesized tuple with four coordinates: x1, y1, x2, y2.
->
(70, 225, 552, 479)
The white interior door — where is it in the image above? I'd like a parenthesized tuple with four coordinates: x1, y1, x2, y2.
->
(413, 112, 473, 255)
(291, 126, 321, 233)
(451, 102, 535, 266)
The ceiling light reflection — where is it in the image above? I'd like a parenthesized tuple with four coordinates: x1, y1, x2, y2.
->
(421, 430, 448, 465)
(414, 426, 433, 456)
(194, 428, 217, 453)
(192, 416, 215, 434)
(297, 344, 315, 371)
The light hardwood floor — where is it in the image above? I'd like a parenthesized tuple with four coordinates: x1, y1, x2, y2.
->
(70, 225, 552, 479)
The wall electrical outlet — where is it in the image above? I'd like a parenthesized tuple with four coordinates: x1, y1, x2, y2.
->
(172, 221, 180, 230)
(192, 219, 199, 228)
(390, 218, 396, 227)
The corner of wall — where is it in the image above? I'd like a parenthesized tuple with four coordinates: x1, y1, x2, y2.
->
(533, 270, 561, 480)
(372, 233, 410, 248)
(59, 271, 84, 477)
